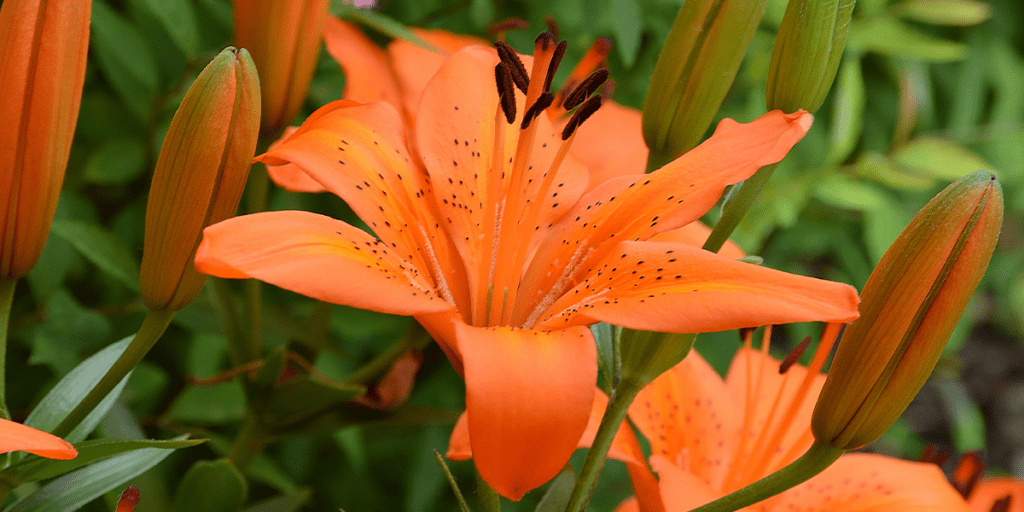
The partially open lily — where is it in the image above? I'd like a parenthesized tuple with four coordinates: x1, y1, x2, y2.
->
(195, 37, 858, 499)
(0, 417, 76, 460)
(597, 327, 973, 512)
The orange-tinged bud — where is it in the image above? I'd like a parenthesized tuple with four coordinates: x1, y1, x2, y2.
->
(140, 48, 261, 312)
(0, 0, 90, 279)
(233, 0, 328, 137)
(115, 485, 141, 512)
(812, 171, 1003, 449)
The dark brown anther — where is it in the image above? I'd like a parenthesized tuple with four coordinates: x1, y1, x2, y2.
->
(593, 36, 613, 57)
(918, 443, 951, 467)
(779, 336, 812, 374)
(561, 95, 601, 140)
(951, 452, 985, 499)
(535, 31, 556, 51)
(488, 17, 529, 35)
(521, 92, 555, 130)
(544, 16, 559, 38)
(738, 327, 755, 343)
(494, 41, 529, 94)
(991, 496, 1013, 512)
(494, 63, 517, 124)
(563, 68, 610, 110)
(601, 77, 616, 99)
(543, 40, 568, 93)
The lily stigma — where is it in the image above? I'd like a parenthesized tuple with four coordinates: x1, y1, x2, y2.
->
(195, 32, 859, 499)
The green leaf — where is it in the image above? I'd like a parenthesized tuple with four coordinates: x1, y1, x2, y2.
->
(824, 55, 865, 166)
(897, 0, 991, 26)
(260, 377, 366, 430)
(534, 465, 576, 512)
(131, 0, 200, 56)
(855, 152, 934, 191)
(28, 291, 113, 375)
(81, 138, 148, 185)
(609, 0, 643, 67)
(243, 490, 312, 512)
(165, 382, 246, 425)
(171, 460, 247, 512)
(893, 137, 993, 180)
(591, 323, 616, 395)
(49, 220, 140, 292)
(6, 443, 178, 512)
(9, 438, 204, 484)
(333, 2, 436, 51)
(847, 17, 966, 61)
(25, 338, 134, 445)
(90, 1, 159, 121)
(935, 377, 986, 452)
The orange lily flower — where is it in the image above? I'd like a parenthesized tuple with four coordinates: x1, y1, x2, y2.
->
(949, 453, 1023, 512)
(585, 327, 971, 512)
(270, 19, 647, 193)
(195, 39, 858, 499)
(0, 417, 77, 460)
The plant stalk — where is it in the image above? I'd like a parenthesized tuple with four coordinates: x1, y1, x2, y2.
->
(0, 279, 16, 421)
(688, 441, 843, 512)
(51, 309, 175, 438)
(564, 381, 642, 512)
(703, 163, 779, 253)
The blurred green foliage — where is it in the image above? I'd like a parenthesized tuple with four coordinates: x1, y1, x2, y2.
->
(3, 0, 1022, 509)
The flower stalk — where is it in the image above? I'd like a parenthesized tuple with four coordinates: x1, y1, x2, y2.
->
(688, 441, 844, 512)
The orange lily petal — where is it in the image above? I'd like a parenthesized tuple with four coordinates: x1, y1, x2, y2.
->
(566, 101, 648, 188)
(651, 455, 756, 512)
(627, 350, 739, 490)
(415, 46, 588, 293)
(446, 412, 472, 460)
(517, 110, 812, 317)
(0, 417, 76, 460)
(265, 126, 328, 193)
(724, 347, 825, 480)
(388, 29, 488, 118)
(324, 17, 404, 109)
(613, 497, 642, 512)
(535, 241, 859, 332)
(765, 454, 973, 512)
(969, 478, 1024, 512)
(195, 210, 452, 316)
(257, 100, 471, 309)
(649, 222, 745, 259)
(457, 321, 596, 500)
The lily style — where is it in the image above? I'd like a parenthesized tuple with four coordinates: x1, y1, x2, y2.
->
(194, 36, 859, 499)
(597, 326, 973, 512)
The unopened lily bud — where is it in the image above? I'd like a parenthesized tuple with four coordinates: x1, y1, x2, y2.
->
(812, 171, 1002, 450)
(140, 48, 260, 311)
(115, 485, 141, 512)
(642, 0, 770, 167)
(0, 0, 90, 279)
(766, 0, 856, 114)
(233, 0, 328, 137)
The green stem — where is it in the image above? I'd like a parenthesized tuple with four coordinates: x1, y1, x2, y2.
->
(227, 414, 264, 470)
(564, 382, 642, 512)
(702, 163, 779, 253)
(0, 279, 16, 421)
(344, 323, 430, 385)
(688, 441, 843, 512)
(241, 138, 273, 364)
(476, 468, 502, 512)
(208, 277, 244, 367)
(51, 309, 175, 438)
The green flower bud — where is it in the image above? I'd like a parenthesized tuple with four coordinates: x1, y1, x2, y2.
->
(642, 0, 770, 168)
(766, 0, 856, 114)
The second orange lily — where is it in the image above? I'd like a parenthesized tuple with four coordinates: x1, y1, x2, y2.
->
(195, 36, 858, 499)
